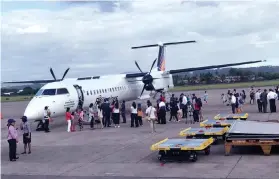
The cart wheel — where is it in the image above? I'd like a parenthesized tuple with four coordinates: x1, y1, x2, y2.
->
(158, 151, 165, 161)
(204, 147, 210, 155)
(189, 152, 197, 162)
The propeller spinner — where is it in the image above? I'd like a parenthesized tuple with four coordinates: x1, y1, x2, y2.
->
(135, 58, 158, 97)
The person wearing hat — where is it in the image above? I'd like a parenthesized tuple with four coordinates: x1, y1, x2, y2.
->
(20, 116, 31, 154)
(7, 119, 19, 161)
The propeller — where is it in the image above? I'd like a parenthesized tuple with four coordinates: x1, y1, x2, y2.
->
(49, 67, 70, 81)
(135, 58, 158, 97)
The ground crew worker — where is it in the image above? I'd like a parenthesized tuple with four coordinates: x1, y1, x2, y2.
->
(43, 106, 50, 132)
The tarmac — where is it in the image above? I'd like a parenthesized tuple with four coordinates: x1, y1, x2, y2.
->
(1, 88, 279, 179)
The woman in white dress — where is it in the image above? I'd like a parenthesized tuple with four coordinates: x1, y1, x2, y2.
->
(145, 102, 157, 133)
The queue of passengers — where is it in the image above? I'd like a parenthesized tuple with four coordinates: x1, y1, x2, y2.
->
(224, 86, 278, 114)
(63, 92, 205, 133)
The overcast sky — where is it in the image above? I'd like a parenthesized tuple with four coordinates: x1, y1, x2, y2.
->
(2, 0, 279, 82)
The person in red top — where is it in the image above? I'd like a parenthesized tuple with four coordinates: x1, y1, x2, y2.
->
(193, 98, 202, 123)
(65, 108, 71, 132)
(160, 94, 165, 102)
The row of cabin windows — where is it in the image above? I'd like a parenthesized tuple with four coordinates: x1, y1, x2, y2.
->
(85, 86, 128, 96)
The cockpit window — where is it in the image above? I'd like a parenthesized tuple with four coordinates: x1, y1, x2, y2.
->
(35, 89, 44, 96)
(42, 89, 56, 96)
(57, 88, 69, 95)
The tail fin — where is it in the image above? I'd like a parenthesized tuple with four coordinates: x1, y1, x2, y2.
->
(131, 40, 196, 72)
(157, 46, 166, 71)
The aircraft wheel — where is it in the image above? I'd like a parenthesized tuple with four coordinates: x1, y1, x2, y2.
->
(158, 151, 165, 161)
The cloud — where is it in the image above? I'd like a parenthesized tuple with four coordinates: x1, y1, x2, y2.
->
(1, 0, 279, 81)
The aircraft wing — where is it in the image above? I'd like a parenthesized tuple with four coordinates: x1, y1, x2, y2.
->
(168, 60, 265, 74)
(2, 79, 57, 84)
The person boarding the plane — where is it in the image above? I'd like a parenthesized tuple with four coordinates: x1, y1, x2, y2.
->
(181, 93, 188, 118)
(169, 100, 179, 122)
(96, 105, 104, 129)
(20, 116, 31, 154)
(43, 106, 51, 133)
(159, 98, 166, 124)
(130, 102, 138, 127)
(230, 93, 236, 114)
(103, 99, 111, 128)
(145, 101, 157, 133)
(267, 89, 278, 113)
(121, 100, 126, 123)
(137, 103, 143, 126)
(65, 108, 72, 132)
(112, 101, 120, 128)
(70, 112, 76, 132)
(77, 108, 85, 131)
(89, 103, 95, 129)
(7, 119, 19, 161)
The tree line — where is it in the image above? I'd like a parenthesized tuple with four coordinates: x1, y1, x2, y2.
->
(173, 68, 279, 86)
(1, 87, 40, 96)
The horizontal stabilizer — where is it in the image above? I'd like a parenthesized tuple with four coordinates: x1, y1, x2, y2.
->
(131, 40, 196, 49)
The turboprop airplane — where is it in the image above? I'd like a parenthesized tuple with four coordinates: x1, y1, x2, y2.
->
(3, 40, 264, 121)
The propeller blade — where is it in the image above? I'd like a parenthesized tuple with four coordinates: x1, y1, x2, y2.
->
(50, 68, 57, 81)
(135, 61, 143, 73)
(149, 58, 157, 73)
(140, 84, 146, 97)
(61, 68, 70, 80)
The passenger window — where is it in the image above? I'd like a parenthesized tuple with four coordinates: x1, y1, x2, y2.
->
(42, 89, 56, 95)
(99, 89, 101, 94)
(87, 91, 89, 95)
(110, 88, 112, 92)
(90, 90, 92, 95)
(94, 90, 96, 95)
(105, 89, 107, 93)
(97, 90, 99, 94)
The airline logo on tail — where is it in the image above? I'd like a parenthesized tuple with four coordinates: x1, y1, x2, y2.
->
(157, 46, 165, 71)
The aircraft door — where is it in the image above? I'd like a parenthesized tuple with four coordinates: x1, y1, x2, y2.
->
(73, 85, 84, 109)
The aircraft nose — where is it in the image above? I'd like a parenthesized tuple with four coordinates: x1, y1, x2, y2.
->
(24, 101, 42, 121)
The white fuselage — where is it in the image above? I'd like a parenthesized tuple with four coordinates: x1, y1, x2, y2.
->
(24, 72, 174, 121)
